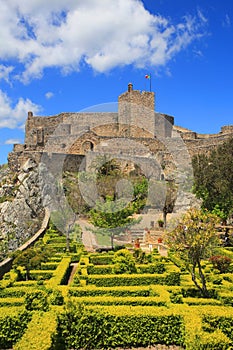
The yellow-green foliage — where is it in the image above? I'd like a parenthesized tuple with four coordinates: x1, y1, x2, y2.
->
(55, 304, 184, 348)
(14, 311, 57, 350)
(79, 272, 180, 287)
(29, 270, 54, 281)
(193, 329, 231, 350)
(184, 297, 221, 306)
(13, 281, 37, 287)
(46, 256, 71, 288)
(0, 297, 24, 307)
(70, 295, 168, 306)
(0, 309, 31, 349)
(68, 285, 169, 297)
(79, 256, 89, 265)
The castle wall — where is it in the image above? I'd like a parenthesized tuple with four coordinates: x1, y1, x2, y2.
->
(8, 86, 233, 172)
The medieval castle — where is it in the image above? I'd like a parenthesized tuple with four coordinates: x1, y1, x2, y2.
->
(8, 83, 233, 173)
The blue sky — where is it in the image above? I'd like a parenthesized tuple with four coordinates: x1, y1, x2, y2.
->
(0, 0, 232, 164)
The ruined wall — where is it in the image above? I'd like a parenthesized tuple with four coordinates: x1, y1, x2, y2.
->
(8, 85, 233, 172)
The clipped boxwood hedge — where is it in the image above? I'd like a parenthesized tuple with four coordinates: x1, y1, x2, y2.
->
(68, 285, 154, 297)
(70, 295, 168, 306)
(46, 256, 71, 288)
(136, 262, 166, 274)
(0, 309, 32, 349)
(29, 270, 54, 281)
(14, 311, 57, 350)
(89, 254, 114, 265)
(87, 264, 113, 275)
(54, 305, 184, 349)
(41, 262, 59, 270)
(81, 272, 180, 287)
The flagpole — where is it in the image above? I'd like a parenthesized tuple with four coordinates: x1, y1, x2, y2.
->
(150, 72, 152, 92)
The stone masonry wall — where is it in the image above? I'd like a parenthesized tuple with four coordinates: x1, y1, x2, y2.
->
(8, 84, 233, 171)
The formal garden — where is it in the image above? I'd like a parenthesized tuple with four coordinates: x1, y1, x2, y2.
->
(0, 218, 233, 350)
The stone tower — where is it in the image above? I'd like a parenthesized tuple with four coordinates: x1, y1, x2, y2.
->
(118, 83, 155, 137)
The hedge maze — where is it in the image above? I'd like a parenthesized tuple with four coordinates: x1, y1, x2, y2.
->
(1, 229, 233, 349)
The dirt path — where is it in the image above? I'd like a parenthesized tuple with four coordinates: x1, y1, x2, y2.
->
(78, 218, 98, 251)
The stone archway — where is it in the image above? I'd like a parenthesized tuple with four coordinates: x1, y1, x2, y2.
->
(82, 140, 94, 152)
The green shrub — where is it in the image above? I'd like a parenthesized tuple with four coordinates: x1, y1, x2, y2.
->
(218, 292, 233, 306)
(189, 330, 231, 350)
(0, 287, 26, 298)
(169, 290, 183, 304)
(113, 249, 136, 274)
(209, 255, 232, 273)
(48, 289, 64, 305)
(29, 270, 54, 281)
(202, 314, 233, 341)
(70, 295, 168, 306)
(53, 303, 184, 349)
(0, 297, 24, 307)
(137, 263, 165, 274)
(0, 310, 31, 349)
(89, 254, 113, 265)
(83, 272, 180, 287)
(164, 272, 180, 286)
(87, 264, 113, 275)
(41, 262, 59, 270)
(181, 287, 218, 299)
(14, 311, 57, 350)
(46, 256, 71, 287)
(24, 290, 49, 311)
(68, 286, 152, 298)
(133, 248, 151, 264)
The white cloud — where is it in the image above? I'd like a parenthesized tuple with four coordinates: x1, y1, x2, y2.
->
(222, 14, 231, 28)
(45, 91, 54, 99)
(0, 90, 41, 129)
(0, 65, 14, 82)
(4, 138, 22, 145)
(0, 0, 207, 82)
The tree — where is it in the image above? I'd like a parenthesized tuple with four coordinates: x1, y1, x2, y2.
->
(113, 249, 136, 274)
(89, 196, 139, 249)
(51, 207, 76, 252)
(165, 209, 220, 297)
(162, 180, 177, 227)
(12, 244, 52, 280)
(90, 155, 120, 178)
(192, 138, 233, 222)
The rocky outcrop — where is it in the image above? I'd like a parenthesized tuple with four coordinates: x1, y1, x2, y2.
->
(0, 160, 45, 259)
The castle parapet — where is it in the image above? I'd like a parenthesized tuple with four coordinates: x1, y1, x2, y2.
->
(221, 125, 233, 134)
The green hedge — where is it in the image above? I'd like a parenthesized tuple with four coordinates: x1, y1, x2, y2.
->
(202, 313, 233, 342)
(0, 309, 32, 349)
(68, 285, 153, 297)
(218, 291, 233, 306)
(184, 297, 222, 306)
(41, 262, 59, 270)
(89, 254, 114, 265)
(46, 256, 71, 288)
(46, 243, 77, 253)
(136, 262, 166, 274)
(14, 311, 57, 350)
(79, 272, 180, 287)
(70, 295, 168, 306)
(53, 305, 184, 349)
(0, 287, 27, 298)
(29, 270, 54, 281)
(0, 297, 24, 307)
(87, 264, 113, 275)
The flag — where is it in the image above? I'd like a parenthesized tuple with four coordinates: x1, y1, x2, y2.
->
(145, 74, 151, 79)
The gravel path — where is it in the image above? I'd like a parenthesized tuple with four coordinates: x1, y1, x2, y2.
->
(78, 218, 98, 251)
